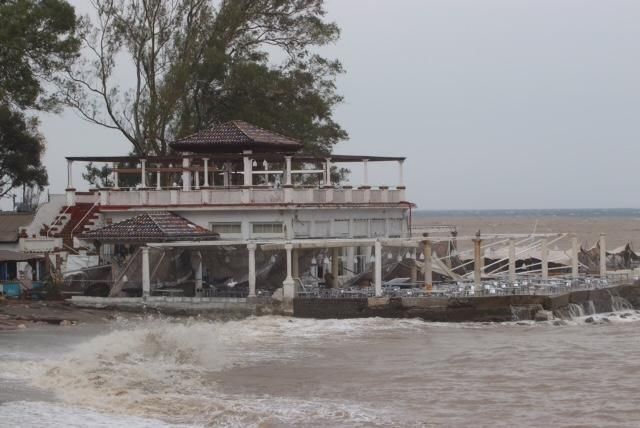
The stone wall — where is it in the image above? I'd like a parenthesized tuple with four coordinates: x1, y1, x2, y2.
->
(293, 283, 640, 322)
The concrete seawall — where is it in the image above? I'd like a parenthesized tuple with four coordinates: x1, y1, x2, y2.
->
(293, 283, 640, 322)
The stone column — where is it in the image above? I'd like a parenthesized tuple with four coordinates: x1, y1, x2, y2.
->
(156, 168, 161, 190)
(541, 238, 549, 281)
(203, 158, 209, 187)
(66, 159, 73, 189)
(283, 243, 295, 311)
(113, 162, 119, 189)
(346, 247, 355, 278)
(331, 247, 340, 287)
(473, 235, 483, 287)
(571, 236, 579, 279)
(599, 233, 607, 278)
(397, 159, 404, 187)
(247, 243, 256, 298)
(140, 159, 147, 187)
(195, 251, 203, 296)
(194, 163, 200, 190)
(292, 248, 300, 279)
(423, 239, 433, 290)
(363, 159, 369, 186)
(142, 246, 150, 298)
(374, 240, 382, 296)
(284, 156, 292, 186)
(325, 158, 332, 186)
(508, 238, 516, 283)
(182, 158, 191, 191)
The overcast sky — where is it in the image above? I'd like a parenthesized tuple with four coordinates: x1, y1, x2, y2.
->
(37, 0, 640, 210)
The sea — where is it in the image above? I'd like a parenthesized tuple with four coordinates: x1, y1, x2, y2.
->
(2, 314, 640, 427)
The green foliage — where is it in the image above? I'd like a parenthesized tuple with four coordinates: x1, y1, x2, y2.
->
(62, 0, 347, 156)
(0, 105, 48, 198)
(0, 0, 79, 199)
(0, 0, 80, 110)
(82, 162, 113, 188)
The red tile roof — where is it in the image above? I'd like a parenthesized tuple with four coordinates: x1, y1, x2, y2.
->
(170, 120, 303, 153)
(79, 212, 219, 242)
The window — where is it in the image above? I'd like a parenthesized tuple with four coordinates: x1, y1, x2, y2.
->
(314, 220, 330, 237)
(333, 219, 350, 237)
(353, 219, 369, 237)
(293, 221, 311, 238)
(252, 222, 284, 234)
(388, 219, 404, 237)
(371, 219, 386, 237)
(210, 222, 242, 234)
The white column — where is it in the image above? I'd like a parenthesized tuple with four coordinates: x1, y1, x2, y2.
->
(140, 159, 147, 187)
(508, 238, 516, 283)
(325, 158, 332, 186)
(541, 238, 549, 281)
(66, 160, 73, 188)
(346, 247, 355, 278)
(142, 246, 150, 298)
(363, 159, 369, 187)
(283, 243, 295, 309)
(243, 151, 253, 186)
(195, 251, 203, 295)
(423, 239, 432, 290)
(599, 233, 607, 278)
(182, 158, 191, 191)
(374, 240, 382, 296)
(203, 158, 209, 187)
(284, 156, 292, 186)
(572, 236, 579, 279)
(248, 243, 257, 297)
(113, 162, 119, 189)
(194, 164, 200, 190)
(398, 159, 405, 187)
(156, 168, 161, 190)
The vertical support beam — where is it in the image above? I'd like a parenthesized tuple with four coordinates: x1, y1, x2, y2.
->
(66, 159, 73, 189)
(203, 158, 209, 187)
(113, 162, 119, 189)
(194, 163, 200, 190)
(599, 233, 607, 278)
(283, 243, 295, 311)
(141, 246, 150, 298)
(473, 235, 483, 287)
(195, 251, 203, 296)
(346, 247, 355, 278)
(397, 159, 405, 187)
(224, 161, 232, 187)
(423, 239, 432, 290)
(374, 240, 382, 296)
(331, 247, 340, 287)
(140, 159, 146, 187)
(156, 166, 161, 190)
(247, 243, 257, 298)
(410, 249, 418, 283)
(243, 151, 253, 186)
(572, 235, 579, 279)
(541, 238, 549, 281)
(362, 159, 369, 187)
(508, 238, 516, 283)
(182, 158, 191, 191)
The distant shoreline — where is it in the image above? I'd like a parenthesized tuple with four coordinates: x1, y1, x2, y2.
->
(414, 208, 640, 219)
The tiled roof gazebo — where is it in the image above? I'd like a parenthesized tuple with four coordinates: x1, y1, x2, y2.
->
(79, 212, 219, 243)
(170, 120, 304, 153)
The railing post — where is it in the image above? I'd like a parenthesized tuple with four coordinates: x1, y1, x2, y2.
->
(285, 156, 292, 186)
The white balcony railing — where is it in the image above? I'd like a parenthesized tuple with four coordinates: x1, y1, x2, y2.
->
(91, 186, 406, 207)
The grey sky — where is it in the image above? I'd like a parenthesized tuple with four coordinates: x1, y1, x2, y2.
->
(38, 0, 640, 210)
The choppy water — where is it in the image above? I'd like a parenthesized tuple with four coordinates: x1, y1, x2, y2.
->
(2, 314, 640, 427)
